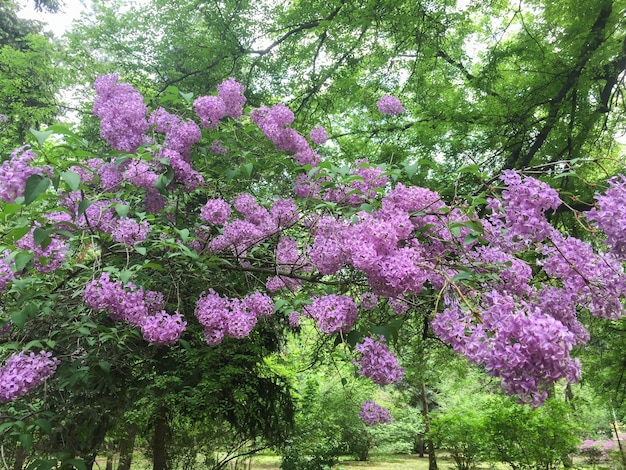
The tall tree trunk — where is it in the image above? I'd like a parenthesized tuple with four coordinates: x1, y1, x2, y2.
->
(118, 425, 137, 470)
(12, 445, 25, 470)
(153, 406, 168, 470)
(421, 382, 437, 470)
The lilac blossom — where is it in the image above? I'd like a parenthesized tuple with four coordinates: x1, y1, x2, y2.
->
(111, 218, 151, 245)
(217, 77, 246, 118)
(354, 336, 404, 386)
(210, 140, 228, 155)
(309, 125, 328, 144)
(0, 250, 16, 291)
(359, 400, 392, 425)
(194, 95, 226, 129)
(0, 351, 59, 403)
(377, 95, 404, 115)
(200, 198, 231, 225)
(93, 74, 149, 152)
(305, 294, 358, 334)
(0, 146, 51, 203)
(587, 174, 626, 260)
(141, 311, 186, 345)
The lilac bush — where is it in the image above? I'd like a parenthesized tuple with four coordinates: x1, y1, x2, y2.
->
(2, 73, 626, 412)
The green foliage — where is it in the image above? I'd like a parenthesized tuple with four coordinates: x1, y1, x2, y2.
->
(0, 33, 58, 151)
(482, 397, 580, 470)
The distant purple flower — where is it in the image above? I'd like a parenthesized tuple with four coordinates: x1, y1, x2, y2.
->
(0, 250, 16, 292)
(359, 400, 392, 425)
(306, 294, 358, 334)
(587, 175, 626, 260)
(309, 125, 328, 144)
(0, 114, 7, 122)
(200, 198, 231, 225)
(141, 311, 186, 345)
(210, 140, 228, 155)
(377, 95, 404, 115)
(217, 78, 246, 118)
(0, 351, 59, 403)
(354, 336, 404, 385)
(0, 146, 51, 203)
(194, 95, 226, 129)
(93, 74, 149, 152)
(111, 218, 151, 245)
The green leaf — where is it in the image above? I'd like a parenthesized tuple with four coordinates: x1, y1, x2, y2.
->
(26, 459, 57, 470)
(135, 247, 147, 255)
(242, 163, 254, 178)
(66, 459, 88, 470)
(14, 252, 33, 271)
(404, 161, 419, 179)
(19, 432, 33, 451)
(179, 91, 194, 102)
(115, 204, 130, 218)
(12, 303, 38, 327)
(24, 340, 44, 350)
(7, 226, 31, 243)
(98, 361, 111, 373)
(77, 199, 91, 217)
(23, 174, 51, 204)
(29, 128, 54, 146)
(33, 227, 51, 247)
(34, 418, 52, 435)
(458, 164, 481, 175)
(61, 171, 81, 191)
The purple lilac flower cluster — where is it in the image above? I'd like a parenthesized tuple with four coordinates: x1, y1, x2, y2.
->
(486, 170, 561, 252)
(359, 400, 393, 425)
(0, 351, 59, 403)
(587, 175, 626, 260)
(84, 273, 185, 345)
(206, 195, 298, 257)
(354, 336, 404, 386)
(309, 125, 328, 145)
(0, 250, 16, 291)
(194, 77, 246, 129)
(308, 181, 458, 297)
(0, 146, 51, 203)
(251, 104, 321, 166)
(432, 291, 580, 406)
(15, 226, 68, 273)
(266, 237, 306, 292)
(194, 289, 274, 345)
(93, 74, 149, 153)
(377, 95, 404, 115)
(303, 294, 358, 334)
(541, 235, 626, 320)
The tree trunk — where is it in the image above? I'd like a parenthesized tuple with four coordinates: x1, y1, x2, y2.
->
(153, 406, 168, 470)
(118, 425, 137, 470)
(12, 445, 25, 470)
(421, 382, 437, 470)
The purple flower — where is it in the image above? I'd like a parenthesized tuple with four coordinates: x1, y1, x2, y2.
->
(309, 125, 328, 144)
(141, 311, 186, 345)
(377, 95, 404, 115)
(354, 336, 404, 386)
(194, 95, 226, 129)
(0, 146, 51, 203)
(305, 294, 358, 334)
(200, 198, 231, 225)
(0, 351, 59, 403)
(93, 74, 149, 152)
(210, 140, 228, 155)
(217, 77, 246, 118)
(359, 400, 392, 425)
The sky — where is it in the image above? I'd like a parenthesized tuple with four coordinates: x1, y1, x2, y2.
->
(17, 0, 90, 37)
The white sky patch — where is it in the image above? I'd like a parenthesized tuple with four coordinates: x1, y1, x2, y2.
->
(17, 0, 91, 37)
